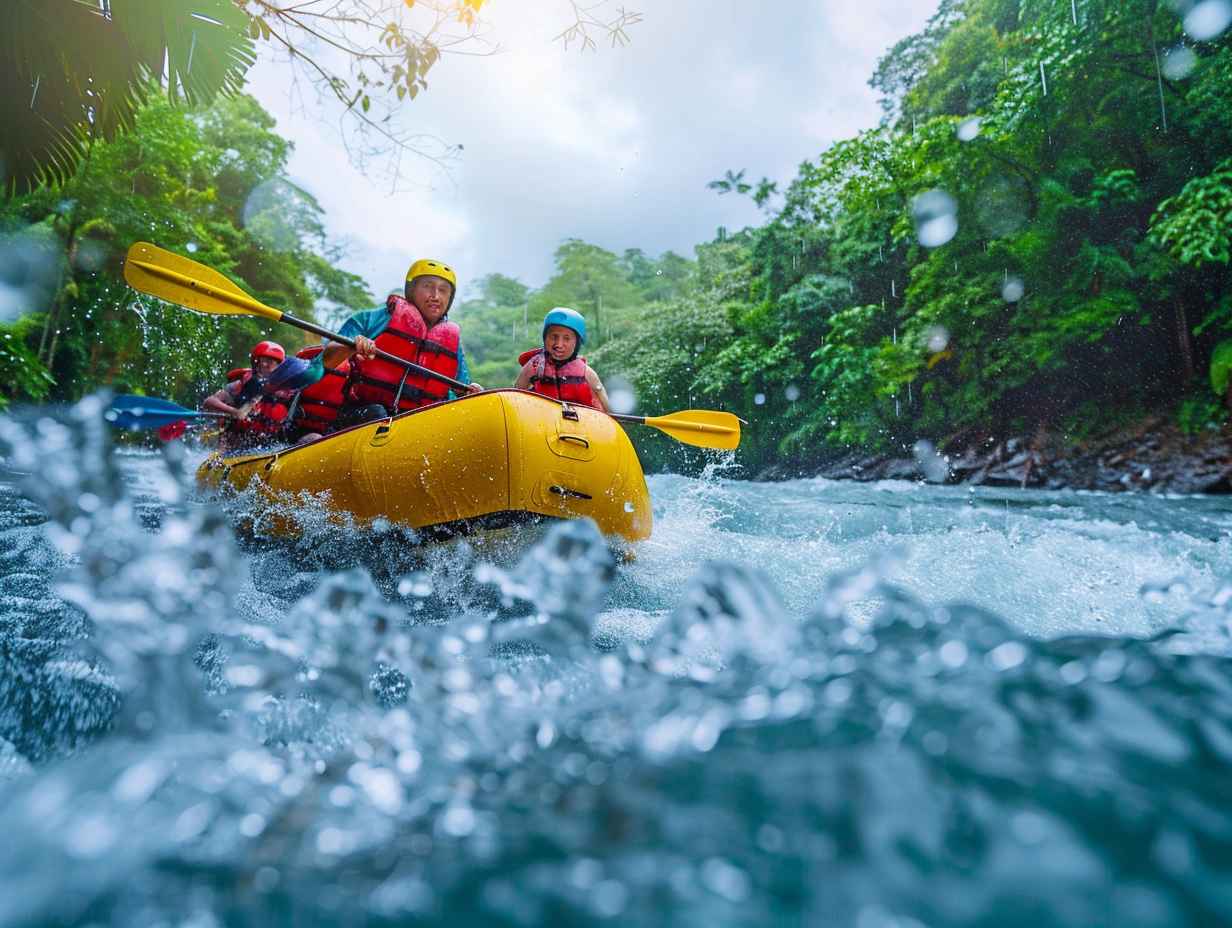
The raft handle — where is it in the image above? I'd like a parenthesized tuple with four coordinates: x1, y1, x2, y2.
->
(549, 484, 592, 501)
(558, 434, 590, 449)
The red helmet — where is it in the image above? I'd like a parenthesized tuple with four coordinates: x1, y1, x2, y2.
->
(251, 340, 285, 363)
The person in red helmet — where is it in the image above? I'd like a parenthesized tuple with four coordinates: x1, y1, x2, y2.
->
(203, 340, 297, 449)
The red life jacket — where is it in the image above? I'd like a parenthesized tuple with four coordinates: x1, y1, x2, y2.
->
(293, 345, 349, 432)
(518, 348, 596, 408)
(348, 295, 461, 412)
(226, 369, 292, 436)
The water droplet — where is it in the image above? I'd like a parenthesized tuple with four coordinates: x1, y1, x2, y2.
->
(912, 189, 958, 248)
(1161, 45, 1198, 79)
(1002, 276, 1025, 302)
(440, 804, 476, 836)
(912, 440, 949, 483)
(185, 241, 199, 253)
(243, 178, 309, 251)
(956, 117, 981, 141)
(784, 385, 800, 402)
(925, 326, 950, 352)
(939, 640, 968, 668)
(988, 641, 1027, 671)
(1181, 0, 1232, 41)
(606, 375, 636, 414)
(753, 393, 766, 406)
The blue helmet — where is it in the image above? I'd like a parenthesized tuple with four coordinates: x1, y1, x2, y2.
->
(542, 307, 587, 347)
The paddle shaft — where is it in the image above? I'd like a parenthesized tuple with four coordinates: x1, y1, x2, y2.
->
(129, 257, 470, 393)
(127, 247, 740, 447)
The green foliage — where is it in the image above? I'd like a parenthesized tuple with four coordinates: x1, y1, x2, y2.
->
(1151, 159, 1232, 268)
(0, 93, 371, 407)
(592, 0, 1232, 475)
(1211, 339, 1232, 397)
(1177, 391, 1226, 435)
(0, 315, 55, 408)
(532, 240, 640, 349)
(452, 275, 535, 389)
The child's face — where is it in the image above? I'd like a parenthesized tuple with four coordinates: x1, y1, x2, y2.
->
(254, 356, 281, 377)
(544, 325, 578, 361)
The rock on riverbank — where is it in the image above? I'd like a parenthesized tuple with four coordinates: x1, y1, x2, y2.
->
(776, 419, 1232, 494)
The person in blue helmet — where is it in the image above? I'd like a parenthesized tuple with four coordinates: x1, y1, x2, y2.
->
(514, 307, 610, 411)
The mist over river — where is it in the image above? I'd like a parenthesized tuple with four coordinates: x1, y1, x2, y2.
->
(2, 398, 1231, 926)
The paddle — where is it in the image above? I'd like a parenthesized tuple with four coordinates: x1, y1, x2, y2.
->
(123, 243, 745, 450)
(105, 394, 228, 430)
(123, 242, 469, 393)
(610, 409, 743, 451)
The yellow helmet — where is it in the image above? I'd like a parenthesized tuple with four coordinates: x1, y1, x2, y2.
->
(405, 258, 456, 290)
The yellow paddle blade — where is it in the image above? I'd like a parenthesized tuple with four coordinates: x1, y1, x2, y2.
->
(641, 409, 742, 450)
(124, 242, 282, 322)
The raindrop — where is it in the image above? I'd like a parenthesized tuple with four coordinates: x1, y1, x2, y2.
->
(185, 241, 199, 253)
(956, 117, 981, 141)
(243, 178, 309, 251)
(925, 325, 950, 352)
(0, 226, 61, 321)
(912, 190, 958, 248)
(1180, 0, 1232, 41)
(72, 239, 108, 272)
(912, 440, 949, 483)
(1002, 276, 1025, 302)
(753, 393, 766, 406)
(784, 385, 800, 402)
(1162, 45, 1198, 79)
(606, 375, 636, 415)
(623, 500, 635, 513)
(975, 175, 1029, 238)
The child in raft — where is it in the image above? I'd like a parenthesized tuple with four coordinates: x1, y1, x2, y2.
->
(514, 307, 611, 411)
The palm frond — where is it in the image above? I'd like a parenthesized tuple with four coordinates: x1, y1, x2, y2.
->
(0, 0, 255, 195)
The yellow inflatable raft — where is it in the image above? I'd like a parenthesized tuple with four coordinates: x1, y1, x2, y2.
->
(196, 389, 653, 543)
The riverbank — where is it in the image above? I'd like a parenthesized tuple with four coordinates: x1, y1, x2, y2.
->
(763, 417, 1232, 494)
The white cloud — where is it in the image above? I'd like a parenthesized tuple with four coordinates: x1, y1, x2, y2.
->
(246, 1, 940, 300)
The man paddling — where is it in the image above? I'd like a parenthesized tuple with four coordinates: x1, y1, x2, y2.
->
(318, 258, 483, 429)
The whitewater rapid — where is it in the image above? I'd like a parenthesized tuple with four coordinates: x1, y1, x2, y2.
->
(1, 398, 1230, 927)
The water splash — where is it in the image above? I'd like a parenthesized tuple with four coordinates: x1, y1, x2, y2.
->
(0, 398, 1231, 925)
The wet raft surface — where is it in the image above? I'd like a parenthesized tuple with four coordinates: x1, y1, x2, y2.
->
(1, 398, 1232, 926)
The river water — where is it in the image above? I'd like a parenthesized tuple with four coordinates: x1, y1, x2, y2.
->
(1, 397, 1231, 926)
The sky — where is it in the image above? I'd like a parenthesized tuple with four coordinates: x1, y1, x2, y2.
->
(246, 1, 940, 302)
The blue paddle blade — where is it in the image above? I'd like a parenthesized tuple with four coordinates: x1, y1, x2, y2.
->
(105, 396, 223, 430)
(109, 394, 193, 416)
(268, 357, 315, 391)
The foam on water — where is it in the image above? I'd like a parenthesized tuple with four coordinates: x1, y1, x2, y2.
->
(0, 397, 1230, 926)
